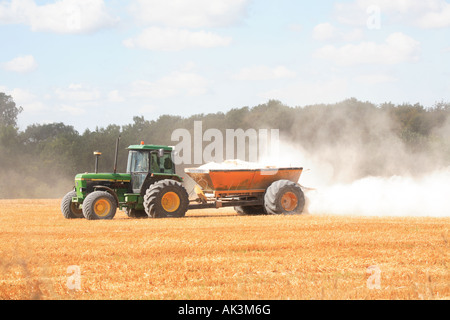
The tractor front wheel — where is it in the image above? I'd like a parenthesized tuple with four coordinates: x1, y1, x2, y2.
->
(61, 191, 84, 219)
(82, 191, 117, 220)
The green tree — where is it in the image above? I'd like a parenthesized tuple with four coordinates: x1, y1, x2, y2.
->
(0, 93, 23, 127)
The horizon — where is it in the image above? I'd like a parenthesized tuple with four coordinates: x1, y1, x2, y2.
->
(11, 97, 447, 134)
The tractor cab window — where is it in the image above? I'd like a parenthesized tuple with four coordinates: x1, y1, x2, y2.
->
(128, 150, 150, 194)
(161, 153, 174, 173)
(151, 153, 160, 173)
(150, 152, 174, 173)
(127, 151, 149, 173)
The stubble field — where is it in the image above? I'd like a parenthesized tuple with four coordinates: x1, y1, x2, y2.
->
(0, 199, 448, 300)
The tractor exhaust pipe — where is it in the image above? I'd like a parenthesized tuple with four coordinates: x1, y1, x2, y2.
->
(94, 151, 102, 174)
(113, 135, 121, 174)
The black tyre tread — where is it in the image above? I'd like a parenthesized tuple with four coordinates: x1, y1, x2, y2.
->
(264, 180, 305, 215)
(61, 191, 83, 219)
(125, 208, 148, 218)
(82, 191, 117, 220)
(234, 206, 245, 215)
(234, 205, 266, 215)
(144, 179, 189, 218)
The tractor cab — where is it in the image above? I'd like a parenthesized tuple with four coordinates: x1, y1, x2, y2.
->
(126, 143, 176, 194)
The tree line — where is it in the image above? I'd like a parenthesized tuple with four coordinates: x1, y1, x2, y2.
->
(1, 92, 450, 198)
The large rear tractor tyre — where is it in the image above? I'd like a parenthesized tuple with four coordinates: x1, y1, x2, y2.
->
(264, 180, 305, 215)
(144, 180, 189, 218)
(234, 205, 266, 215)
(82, 191, 117, 220)
(61, 191, 84, 219)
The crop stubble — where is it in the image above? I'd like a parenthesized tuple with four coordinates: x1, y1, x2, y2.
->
(0, 199, 448, 300)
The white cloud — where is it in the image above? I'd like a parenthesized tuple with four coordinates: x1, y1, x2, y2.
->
(55, 84, 101, 101)
(60, 104, 86, 116)
(312, 22, 364, 42)
(335, 0, 450, 29)
(130, 72, 210, 99)
(262, 78, 349, 107)
(314, 32, 420, 66)
(129, 0, 250, 28)
(232, 65, 296, 81)
(355, 73, 398, 84)
(10, 87, 46, 112)
(312, 23, 337, 41)
(107, 90, 125, 103)
(0, 86, 47, 113)
(138, 105, 158, 114)
(418, 3, 450, 28)
(2, 55, 37, 73)
(123, 27, 232, 51)
(341, 28, 364, 42)
(0, 0, 118, 34)
(9, 87, 34, 103)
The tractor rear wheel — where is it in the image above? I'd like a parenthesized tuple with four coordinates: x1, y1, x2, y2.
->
(264, 180, 305, 215)
(82, 191, 117, 220)
(144, 180, 189, 218)
(61, 191, 84, 219)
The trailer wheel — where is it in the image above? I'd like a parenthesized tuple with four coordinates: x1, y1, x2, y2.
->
(82, 191, 117, 220)
(234, 205, 266, 215)
(125, 208, 148, 219)
(144, 180, 189, 218)
(61, 191, 84, 219)
(264, 180, 305, 215)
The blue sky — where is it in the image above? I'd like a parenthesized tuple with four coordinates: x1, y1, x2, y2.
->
(1, 0, 449, 132)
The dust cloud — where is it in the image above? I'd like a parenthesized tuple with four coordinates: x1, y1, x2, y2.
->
(304, 168, 450, 217)
(259, 112, 450, 218)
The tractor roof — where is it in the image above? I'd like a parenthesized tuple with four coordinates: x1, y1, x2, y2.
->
(127, 144, 173, 151)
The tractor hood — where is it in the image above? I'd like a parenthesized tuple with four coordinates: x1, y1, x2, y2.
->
(75, 173, 131, 182)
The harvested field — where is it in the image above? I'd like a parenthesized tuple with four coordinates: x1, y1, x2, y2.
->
(0, 199, 448, 300)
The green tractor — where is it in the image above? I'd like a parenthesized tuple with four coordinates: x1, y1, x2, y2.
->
(61, 139, 189, 220)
